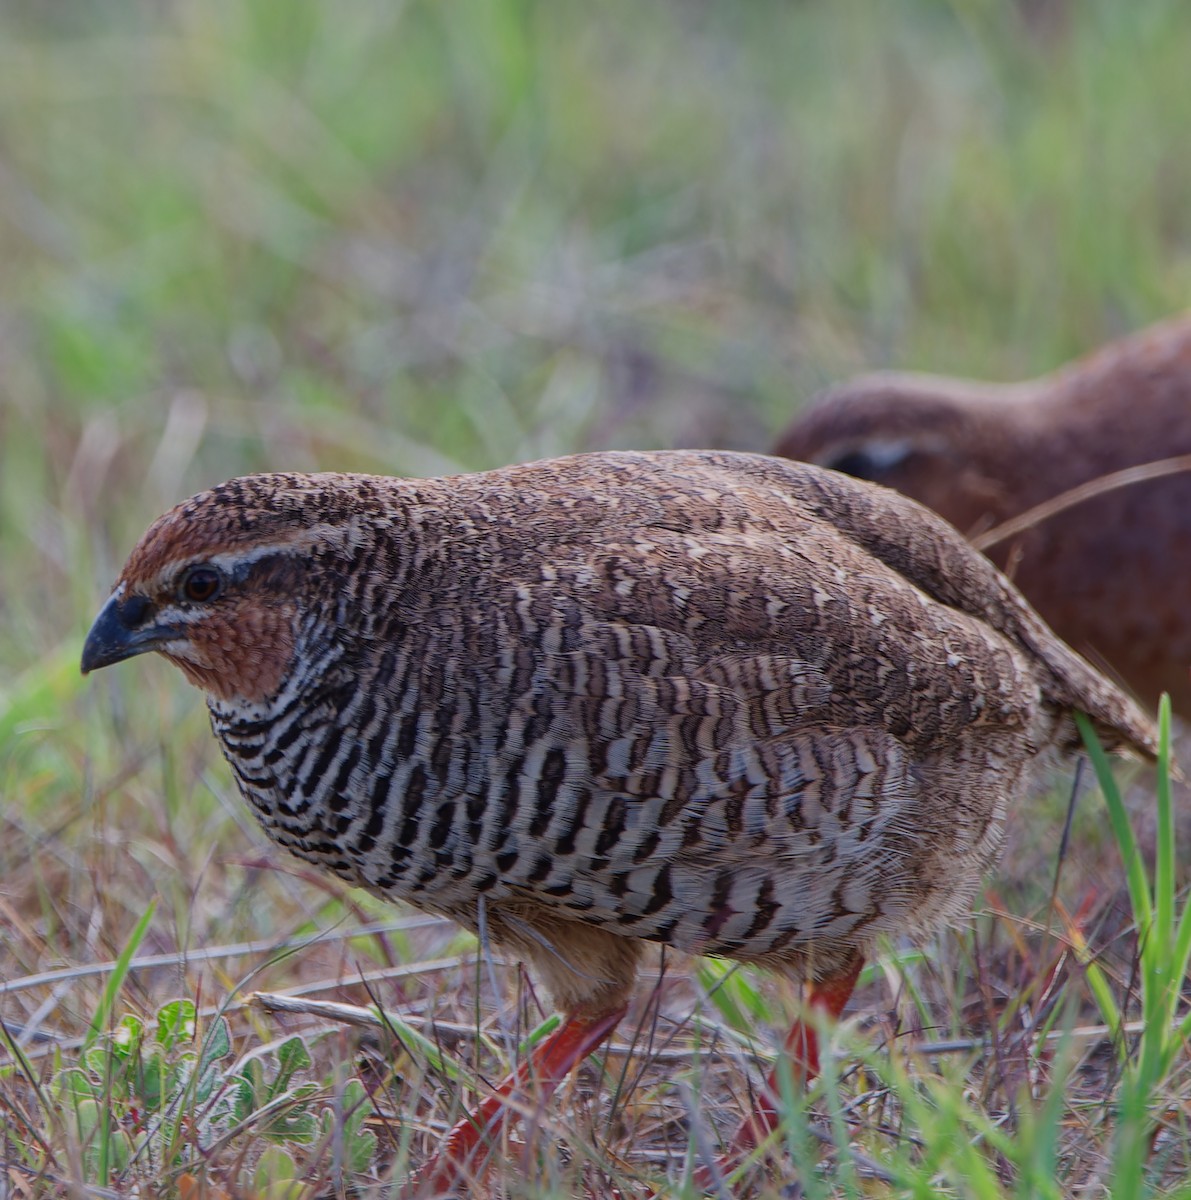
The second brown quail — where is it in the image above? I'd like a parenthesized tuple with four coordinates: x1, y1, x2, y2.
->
(81, 449, 1156, 1192)
(774, 316, 1191, 716)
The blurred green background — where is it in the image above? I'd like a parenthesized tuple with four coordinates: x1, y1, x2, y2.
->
(3, 0, 1191, 936)
(1, 3, 1190, 1190)
(3, 0, 1190, 663)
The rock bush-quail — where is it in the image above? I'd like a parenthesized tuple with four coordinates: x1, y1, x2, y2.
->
(82, 449, 1156, 1193)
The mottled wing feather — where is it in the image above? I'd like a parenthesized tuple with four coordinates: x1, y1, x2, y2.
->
(698, 454, 1157, 754)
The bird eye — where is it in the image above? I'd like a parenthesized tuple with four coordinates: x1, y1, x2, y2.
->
(825, 440, 914, 482)
(179, 565, 223, 604)
(826, 450, 887, 481)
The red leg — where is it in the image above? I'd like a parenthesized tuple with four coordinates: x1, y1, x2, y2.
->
(692, 958, 863, 1192)
(403, 1004, 628, 1198)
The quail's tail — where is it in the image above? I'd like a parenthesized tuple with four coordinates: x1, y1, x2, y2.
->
(1040, 646, 1159, 762)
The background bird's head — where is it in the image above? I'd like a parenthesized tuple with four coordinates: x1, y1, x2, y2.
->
(774, 373, 1020, 536)
(80, 473, 375, 703)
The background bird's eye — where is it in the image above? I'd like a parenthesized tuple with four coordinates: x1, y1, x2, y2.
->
(179, 565, 223, 604)
(824, 440, 914, 482)
(825, 450, 888, 481)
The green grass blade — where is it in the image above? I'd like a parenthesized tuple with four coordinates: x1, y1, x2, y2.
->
(1075, 953, 1124, 1048)
(1138, 697, 1177, 1087)
(1153, 693, 1191, 1077)
(83, 898, 157, 1052)
(1075, 713, 1152, 934)
(696, 958, 771, 1031)
(518, 1012, 561, 1056)
(372, 1007, 470, 1084)
(1152, 695, 1175, 968)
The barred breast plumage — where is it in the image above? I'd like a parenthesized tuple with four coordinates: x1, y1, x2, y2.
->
(82, 449, 1156, 1193)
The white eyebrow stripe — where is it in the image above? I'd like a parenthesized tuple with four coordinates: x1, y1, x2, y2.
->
(144, 524, 349, 591)
(204, 537, 316, 573)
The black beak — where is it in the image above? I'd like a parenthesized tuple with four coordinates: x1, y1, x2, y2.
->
(81, 591, 173, 674)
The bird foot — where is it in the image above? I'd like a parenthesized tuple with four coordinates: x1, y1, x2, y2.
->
(400, 1004, 628, 1198)
(690, 960, 862, 1193)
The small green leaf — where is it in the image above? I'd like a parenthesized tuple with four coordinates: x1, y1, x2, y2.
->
(233, 1062, 264, 1124)
(271, 1036, 311, 1096)
(57, 1065, 98, 1105)
(83, 1043, 110, 1078)
(73, 1096, 101, 1141)
(319, 1079, 377, 1175)
(156, 999, 198, 1052)
(254, 1145, 301, 1194)
(135, 1049, 171, 1109)
(194, 1015, 233, 1104)
(261, 1090, 319, 1144)
(199, 1015, 232, 1068)
(111, 1014, 144, 1061)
